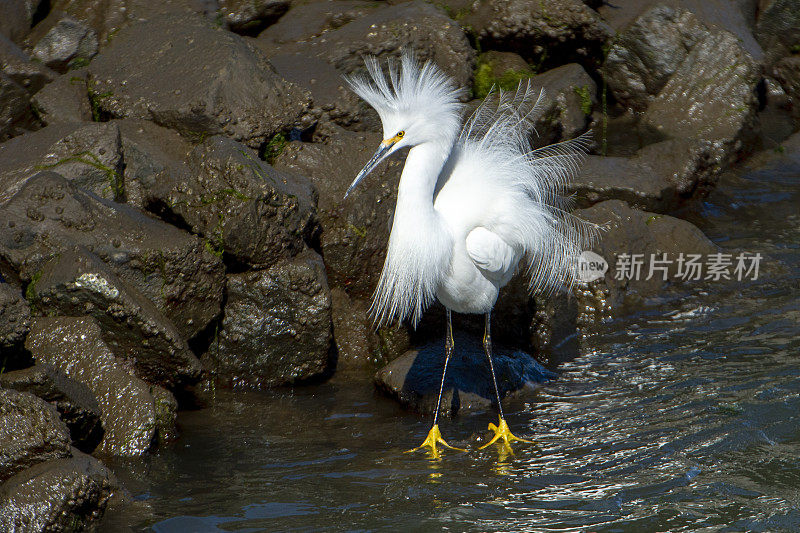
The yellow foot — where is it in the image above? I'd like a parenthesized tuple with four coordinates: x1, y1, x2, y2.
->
(478, 416, 534, 451)
(405, 424, 466, 458)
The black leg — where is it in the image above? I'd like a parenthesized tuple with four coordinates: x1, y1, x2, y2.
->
(433, 308, 455, 425)
(483, 311, 505, 419)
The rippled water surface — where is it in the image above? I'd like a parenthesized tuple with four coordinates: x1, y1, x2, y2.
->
(101, 151, 800, 532)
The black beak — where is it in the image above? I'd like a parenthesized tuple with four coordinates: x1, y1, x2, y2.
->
(344, 142, 394, 199)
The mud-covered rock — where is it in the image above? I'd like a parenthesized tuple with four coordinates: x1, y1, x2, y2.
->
(531, 63, 596, 147)
(147, 135, 317, 268)
(773, 56, 800, 103)
(32, 248, 202, 387)
(30, 14, 98, 72)
(0, 452, 116, 532)
(465, 0, 611, 70)
(257, 0, 475, 94)
(569, 154, 678, 212)
(115, 119, 194, 210)
(0, 121, 124, 202)
(754, 0, 800, 64)
(0, 283, 30, 366)
(218, 0, 288, 35)
(374, 331, 555, 417)
(26, 316, 179, 456)
(0, 389, 71, 482)
(30, 69, 93, 125)
(274, 127, 401, 298)
(0, 171, 225, 339)
(86, 14, 310, 148)
(0, 364, 104, 453)
(576, 199, 718, 310)
(640, 25, 759, 181)
(203, 249, 332, 388)
(604, 6, 710, 112)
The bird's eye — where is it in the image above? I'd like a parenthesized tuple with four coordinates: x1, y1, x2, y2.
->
(397, 131, 405, 138)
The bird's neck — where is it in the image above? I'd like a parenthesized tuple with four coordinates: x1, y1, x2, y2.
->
(396, 139, 453, 210)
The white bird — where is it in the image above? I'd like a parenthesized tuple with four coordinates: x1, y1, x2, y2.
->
(345, 53, 595, 456)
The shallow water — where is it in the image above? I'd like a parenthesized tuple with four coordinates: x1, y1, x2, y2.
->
(100, 150, 800, 532)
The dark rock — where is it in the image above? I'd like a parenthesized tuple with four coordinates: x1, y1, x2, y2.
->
(30, 14, 99, 72)
(530, 63, 596, 147)
(0, 33, 56, 94)
(0, 0, 40, 44)
(569, 154, 678, 212)
(330, 287, 385, 370)
(0, 283, 30, 367)
(755, 77, 799, 149)
(465, 0, 611, 70)
(26, 316, 179, 456)
(374, 331, 555, 417)
(30, 69, 93, 125)
(637, 138, 731, 197)
(0, 73, 36, 142)
(203, 249, 332, 388)
(598, 0, 762, 59)
(641, 24, 759, 179)
(576, 199, 718, 310)
(0, 452, 116, 532)
(32, 248, 203, 387)
(0, 122, 124, 202)
(604, 5, 711, 112)
(754, 0, 800, 64)
(268, 52, 374, 130)
(218, 0, 289, 35)
(0, 171, 225, 340)
(147, 135, 317, 268)
(773, 56, 800, 103)
(0, 365, 104, 453)
(274, 127, 401, 299)
(256, 0, 476, 94)
(115, 118, 195, 210)
(86, 14, 310, 148)
(49, 0, 219, 47)
(0, 389, 71, 482)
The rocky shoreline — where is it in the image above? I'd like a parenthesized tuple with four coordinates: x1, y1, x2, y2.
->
(1, 0, 798, 529)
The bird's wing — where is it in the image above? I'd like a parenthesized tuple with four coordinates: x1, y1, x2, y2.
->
(465, 227, 519, 280)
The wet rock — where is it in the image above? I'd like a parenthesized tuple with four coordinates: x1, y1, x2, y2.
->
(531, 63, 596, 147)
(30, 14, 99, 72)
(0, 283, 30, 368)
(569, 154, 678, 212)
(203, 249, 332, 388)
(637, 138, 728, 197)
(49, 0, 219, 47)
(274, 127, 401, 299)
(773, 56, 800, 103)
(32, 248, 203, 387)
(147, 135, 317, 268)
(256, 0, 475, 93)
(86, 14, 310, 148)
(0, 0, 40, 44)
(641, 25, 759, 178)
(0, 171, 225, 340)
(0, 34, 55, 94)
(0, 73, 36, 142)
(576, 199, 718, 310)
(115, 118, 194, 210)
(30, 69, 93, 125)
(268, 52, 373, 130)
(374, 331, 555, 417)
(754, 0, 800, 64)
(0, 389, 71, 482)
(218, 0, 288, 35)
(465, 0, 611, 70)
(26, 316, 179, 456)
(0, 121, 124, 202)
(604, 6, 711, 112)
(0, 364, 103, 453)
(0, 452, 116, 532)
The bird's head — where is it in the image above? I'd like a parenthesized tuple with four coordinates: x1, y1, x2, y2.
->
(343, 53, 463, 198)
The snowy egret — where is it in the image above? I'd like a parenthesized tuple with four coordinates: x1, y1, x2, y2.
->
(345, 53, 595, 456)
